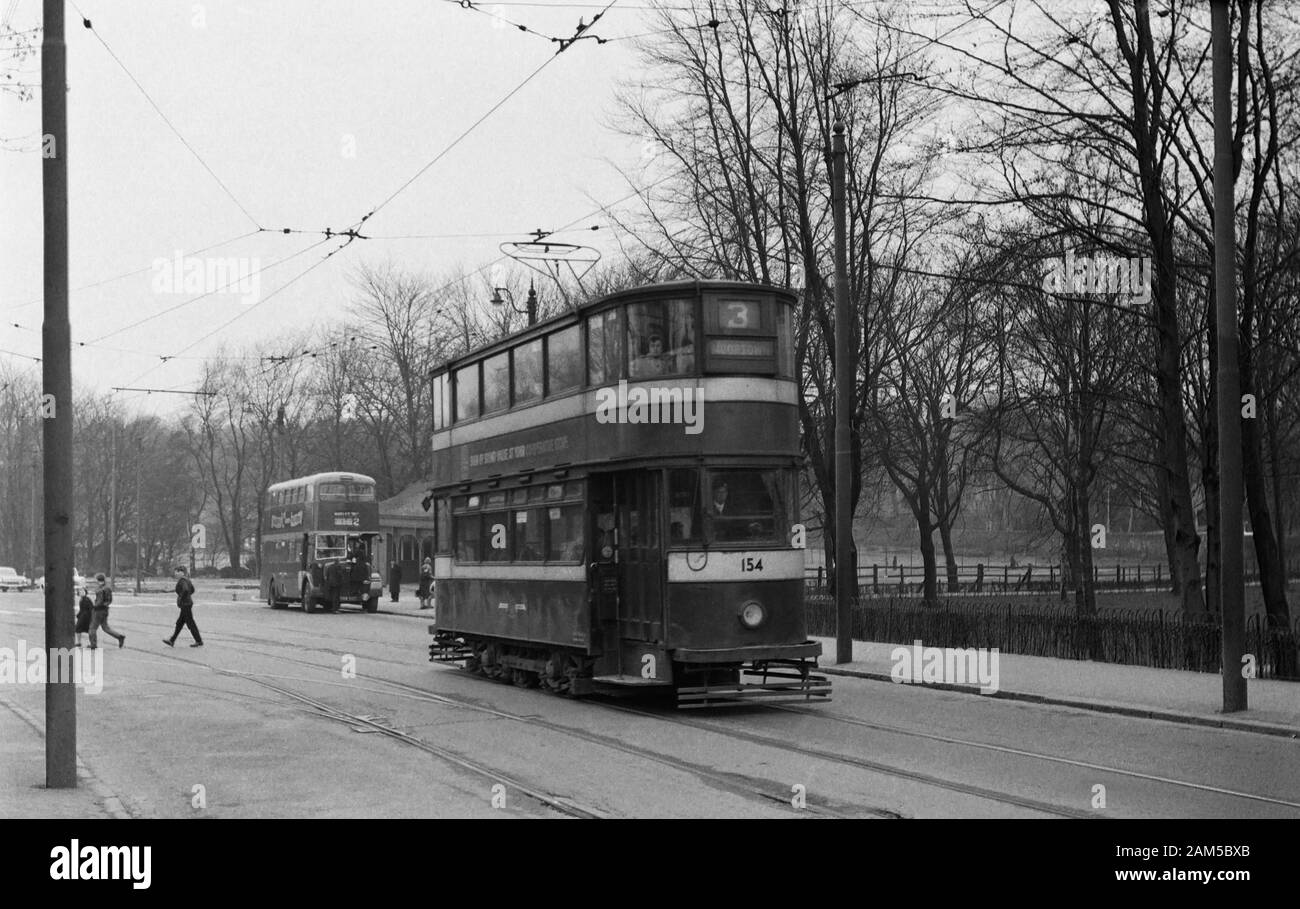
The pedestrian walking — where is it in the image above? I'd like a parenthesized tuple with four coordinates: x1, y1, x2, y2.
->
(163, 565, 204, 648)
(88, 573, 125, 649)
(418, 557, 434, 610)
(388, 561, 401, 603)
(74, 592, 93, 648)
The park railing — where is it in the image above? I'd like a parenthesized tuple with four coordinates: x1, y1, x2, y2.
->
(805, 559, 1300, 596)
(803, 595, 1300, 681)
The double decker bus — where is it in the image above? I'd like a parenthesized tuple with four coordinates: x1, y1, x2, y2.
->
(426, 280, 829, 706)
(261, 472, 385, 614)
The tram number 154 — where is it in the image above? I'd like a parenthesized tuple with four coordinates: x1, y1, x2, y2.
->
(740, 557, 764, 573)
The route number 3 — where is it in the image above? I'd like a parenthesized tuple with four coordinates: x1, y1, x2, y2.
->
(724, 302, 751, 328)
(741, 557, 764, 572)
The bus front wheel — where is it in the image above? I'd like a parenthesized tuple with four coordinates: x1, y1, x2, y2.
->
(302, 584, 318, 614)
(362, 594, 378, 613)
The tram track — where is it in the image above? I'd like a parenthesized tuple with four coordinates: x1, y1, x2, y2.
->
(168, 642, 887, 818)
(99, 609, 1300, 817)
(139, 647, 611, 819)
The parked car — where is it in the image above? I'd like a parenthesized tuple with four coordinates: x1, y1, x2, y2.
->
(0, 567, 33, 592)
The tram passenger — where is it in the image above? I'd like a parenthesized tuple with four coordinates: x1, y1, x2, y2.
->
(631, 334, 668, 377)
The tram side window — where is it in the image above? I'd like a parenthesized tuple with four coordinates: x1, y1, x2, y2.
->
(454, 516, 480, 563)
(546, 505, 585, 561)
(628, 299, 695, 378)
(546, 325, 581, 395)
(435, 499, 451, 555)
(482, 511, 509, 561)
(587, 308, 623, 386)
(483, 352, 510, 414)
(513, 338, 543, 405)
(706, 469, 785, 543)
(668, 468, 703, 544)
(513, 509, 545, 562)
(455, 364, 480, 422)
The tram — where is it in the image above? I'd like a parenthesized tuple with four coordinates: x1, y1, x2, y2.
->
(425, 281, 829, 706)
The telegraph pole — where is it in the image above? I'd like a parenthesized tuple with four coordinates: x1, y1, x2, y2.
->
(42, 0, 77, 788)
(135, 436, 143, 594)
(110, 420, 117, 586)
(832, 119, 855, 664)
(1213, 0, 1246, 712)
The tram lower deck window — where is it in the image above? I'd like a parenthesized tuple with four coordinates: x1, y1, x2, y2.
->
(706, 469, 786, 544)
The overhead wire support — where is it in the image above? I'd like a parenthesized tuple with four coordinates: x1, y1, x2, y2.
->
(108, 386, 216, 396)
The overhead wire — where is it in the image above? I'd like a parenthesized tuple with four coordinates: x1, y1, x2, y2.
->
(67, 2, 261, 230)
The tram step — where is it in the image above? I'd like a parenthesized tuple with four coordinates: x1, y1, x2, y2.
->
(676, 676, 832, 708)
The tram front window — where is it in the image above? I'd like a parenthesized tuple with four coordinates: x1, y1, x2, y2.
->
(706, 469, 785, 543)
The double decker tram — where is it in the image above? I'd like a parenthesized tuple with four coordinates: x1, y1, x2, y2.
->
(427, 281, 829, 706)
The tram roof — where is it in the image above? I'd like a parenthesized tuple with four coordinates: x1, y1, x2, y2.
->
(432, 279, 797, 375)
(267, 471, 377, 492)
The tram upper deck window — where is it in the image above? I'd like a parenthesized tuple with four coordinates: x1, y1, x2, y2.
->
(432, 372, 451, 430)
(546, 325, 581, 394)
(483, 352, 510, 414)
(455, 364, 480, 422)
(587, 308, 624, 386)
(513, 338, 543, 405)
(628, 299, 695, 378)
(706, 469, 785, 543)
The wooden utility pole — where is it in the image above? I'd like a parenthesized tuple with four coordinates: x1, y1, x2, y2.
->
(42, 0, 77, 788)
(832, 119, 854, 664)
(1212, 0, 1246, 712)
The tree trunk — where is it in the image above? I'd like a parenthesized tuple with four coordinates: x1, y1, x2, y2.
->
(917, 518, 938, 603)
(1242, 418, 1290, 627)
(938, 517, 959, 592)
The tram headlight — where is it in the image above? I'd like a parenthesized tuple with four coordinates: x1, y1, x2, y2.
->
(739, 600, 765, 629)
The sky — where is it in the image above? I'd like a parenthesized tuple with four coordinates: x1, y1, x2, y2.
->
(2, 0, 671, 417)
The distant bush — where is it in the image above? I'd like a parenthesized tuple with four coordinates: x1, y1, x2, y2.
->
(218, 565, 253, 579)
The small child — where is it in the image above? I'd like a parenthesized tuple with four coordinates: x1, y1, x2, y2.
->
(75, 594, 93, 648)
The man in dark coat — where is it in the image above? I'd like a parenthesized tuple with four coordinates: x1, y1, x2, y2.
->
(163, 565, 203, 647)
(388, 561, 401, 602)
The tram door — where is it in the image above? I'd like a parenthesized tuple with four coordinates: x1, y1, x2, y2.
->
(589, 472, 665, 677)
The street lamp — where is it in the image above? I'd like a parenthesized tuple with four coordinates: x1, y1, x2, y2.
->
(490, 282, 538, 326)
(826, 70, 917, 665)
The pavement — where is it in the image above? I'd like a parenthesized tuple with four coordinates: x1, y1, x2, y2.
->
(810, 636, 1300, 738)
(2, 593, 1296, 817)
